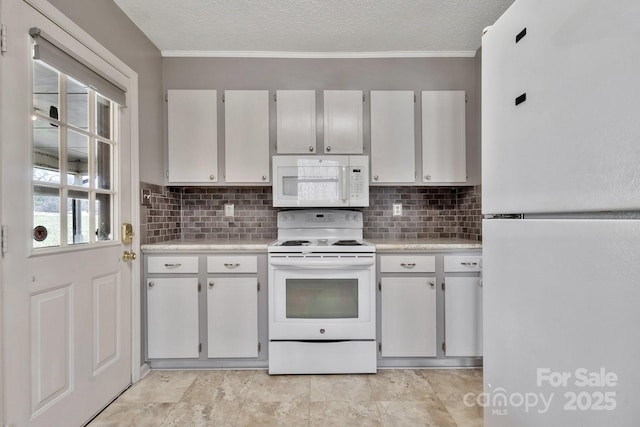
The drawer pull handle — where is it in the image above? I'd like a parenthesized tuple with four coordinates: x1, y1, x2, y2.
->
(461, 262, 479, 266)
(164, 263, 182, 268)
(515, 27, 527, 43)
(401, 263, 416, 268)
(224, 263, 240, 269)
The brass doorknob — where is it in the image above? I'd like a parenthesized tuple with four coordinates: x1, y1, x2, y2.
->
(122, 251, 137, 262)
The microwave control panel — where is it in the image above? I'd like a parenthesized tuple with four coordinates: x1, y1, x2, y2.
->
(349, 156, 369, 207)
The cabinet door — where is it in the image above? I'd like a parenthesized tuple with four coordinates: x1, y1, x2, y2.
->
(167, 90, 218, 183)
(381, 277, 437, 357)
(323, 90, 363, 154)
(147, 278, 199, 358)
(276, 90, 316, 154)
(421, 91, 466, 183)
(444, 276, 482, 357)
(370, 91, 416, 183)
(207, 277, 258, 358)
(224, 90, 270, 183)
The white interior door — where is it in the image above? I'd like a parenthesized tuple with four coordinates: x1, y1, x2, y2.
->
(1, 1, 135, 425)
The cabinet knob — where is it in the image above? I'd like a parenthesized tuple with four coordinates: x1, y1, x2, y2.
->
(148, 282, 154, 288)
(373, 175, 379, 181)
(262, 175, 267, 181)
(209, 281, 214, 288)
(424, 175, 431, 181)
(429, 281, 435, 288)
(326, 146, 332, 152)
(309, 146, 314, 152)
(209, 174, 215, 180)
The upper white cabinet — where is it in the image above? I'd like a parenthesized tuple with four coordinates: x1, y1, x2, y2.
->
(276, 90, 316, 154)
(167, 90, 218, 183)
(370, 91, 416, 183)
(421, 91, 466, 183)
(224, 90, 270, 183)
(323, 90, 364, 154)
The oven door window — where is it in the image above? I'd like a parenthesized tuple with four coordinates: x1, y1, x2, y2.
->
(286, 278, 358, 318)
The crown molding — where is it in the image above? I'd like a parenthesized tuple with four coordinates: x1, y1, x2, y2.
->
(161, 50, 477, 58)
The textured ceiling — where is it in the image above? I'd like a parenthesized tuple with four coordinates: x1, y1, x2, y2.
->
(113, 0, 515, 57)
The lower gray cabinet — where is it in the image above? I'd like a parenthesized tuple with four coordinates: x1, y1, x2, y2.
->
(145, 252, 265, 367)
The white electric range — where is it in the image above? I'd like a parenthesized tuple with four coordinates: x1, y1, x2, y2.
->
(267, 209, 377, 374)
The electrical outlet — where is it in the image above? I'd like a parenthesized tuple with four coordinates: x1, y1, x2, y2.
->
(224, 203, 234, 217)
(393, 203, 402, 216)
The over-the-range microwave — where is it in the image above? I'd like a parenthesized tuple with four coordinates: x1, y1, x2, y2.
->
(272, 155, 369, 207)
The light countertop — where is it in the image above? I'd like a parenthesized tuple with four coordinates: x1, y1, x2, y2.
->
(142, 238, 481, 252)
(368, 238, 482, 251)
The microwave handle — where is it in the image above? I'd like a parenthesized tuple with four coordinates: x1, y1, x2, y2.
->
(341, 166, 348, 202)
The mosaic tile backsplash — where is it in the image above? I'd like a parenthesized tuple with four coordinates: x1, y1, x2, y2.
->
(141, 184, 482, 245)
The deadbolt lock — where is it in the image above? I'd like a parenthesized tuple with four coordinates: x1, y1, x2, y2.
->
(121, 223, 134, 244)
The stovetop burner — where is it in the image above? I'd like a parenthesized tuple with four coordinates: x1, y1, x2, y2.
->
(333, 240, 363, 246)
(280, 240, 311, 246)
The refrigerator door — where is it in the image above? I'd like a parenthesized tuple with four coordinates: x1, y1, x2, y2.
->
(483, 219, 640, 426)
(482, 0, 640, 214)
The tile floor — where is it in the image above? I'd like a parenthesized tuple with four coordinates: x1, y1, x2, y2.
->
(88, 368, 483, 426)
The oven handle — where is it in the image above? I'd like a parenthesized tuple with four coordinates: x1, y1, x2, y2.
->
(269, 259, 374, 269)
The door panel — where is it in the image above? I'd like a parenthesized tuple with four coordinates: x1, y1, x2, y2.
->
(93, 272, 120, 373)
(30, 286, 72, 414)
(483, 219, 640, 426)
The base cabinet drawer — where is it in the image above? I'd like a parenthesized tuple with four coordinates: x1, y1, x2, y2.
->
(147, 256, 199, 274)
(380, 255, 436, 273)
(444, 256, 482, 272)
(207, 255, 258, 273)
(147, 278, 199, 358)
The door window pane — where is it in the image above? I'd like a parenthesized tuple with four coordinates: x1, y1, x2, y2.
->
(33, 186, 61, 248)
(33, 117, 61, 183)
(67, 190, 90, 244)
(66, 77, 88, 130)
(96, 94, 111, 139)
(67, 130, 89, 187)
(95, 193, 112, 241)
(286, 279, 358, 318)
(33, 61, 59, 119)
(96, 141, 112, 190)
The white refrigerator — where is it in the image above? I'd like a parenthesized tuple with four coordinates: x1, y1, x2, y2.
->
(482, 0, 640, 426)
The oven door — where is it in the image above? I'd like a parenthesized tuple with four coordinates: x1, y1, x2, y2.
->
(272, 156, 350, 207)
(268, 255, 376, 340)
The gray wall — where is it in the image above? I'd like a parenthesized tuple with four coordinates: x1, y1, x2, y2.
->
(48, 0, 165, 185)
(163, 57, 481, 185)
